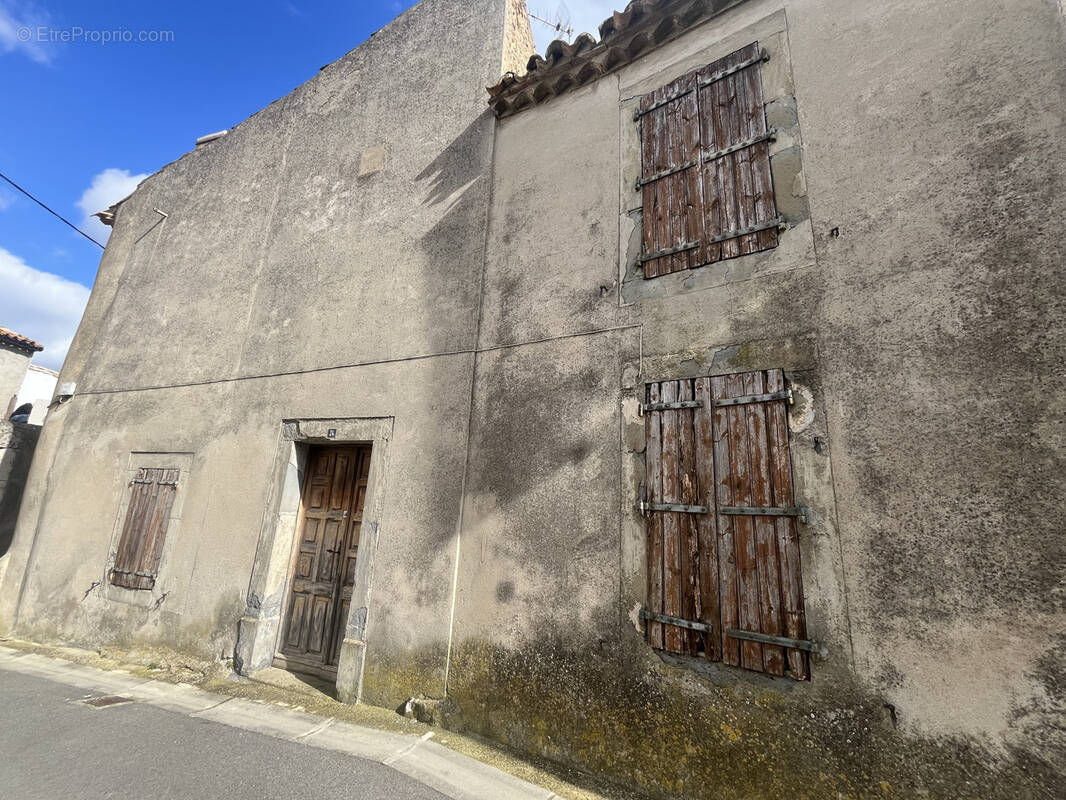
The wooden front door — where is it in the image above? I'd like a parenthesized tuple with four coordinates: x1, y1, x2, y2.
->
(277, 444, 371, 677)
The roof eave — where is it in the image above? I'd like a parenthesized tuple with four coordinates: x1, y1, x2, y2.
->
(487, 0, 748, 119)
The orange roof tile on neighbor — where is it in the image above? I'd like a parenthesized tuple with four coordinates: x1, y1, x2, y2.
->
(488, 0, 746, 118)
(0, 326, 44, 353)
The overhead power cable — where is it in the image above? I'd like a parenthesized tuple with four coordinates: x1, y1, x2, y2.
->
(0, 169, 105, 249)
(72, 324, 645, 397)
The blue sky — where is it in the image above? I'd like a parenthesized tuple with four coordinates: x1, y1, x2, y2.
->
(0, 0, 616, 370)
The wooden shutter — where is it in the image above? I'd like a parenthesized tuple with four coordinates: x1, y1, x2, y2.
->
(110, 467, 179, 590)
(638, 42, 780, 278)
(643, 370, 809, 680)
(638, 72, 703, 278)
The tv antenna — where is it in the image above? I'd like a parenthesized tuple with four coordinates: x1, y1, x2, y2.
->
(528, 3, 574, 42)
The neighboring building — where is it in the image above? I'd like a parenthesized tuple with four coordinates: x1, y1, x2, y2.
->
(1, 1, 1064, 798)
(15, 364, 59, 426)
(0, 327, 43, 419)
(0, 421, 40, 560)
(0, 328, 45, 564)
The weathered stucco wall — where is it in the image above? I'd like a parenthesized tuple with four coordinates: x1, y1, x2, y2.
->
(1, 0, 1064, 798)
(444, 0, 1066, 797)
(0, 0, 529, 699)
(0, 346, 32, 417)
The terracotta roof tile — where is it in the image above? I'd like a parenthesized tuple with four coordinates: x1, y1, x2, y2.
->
(488, 0, 745, 118)
(0, 326, 44, 353)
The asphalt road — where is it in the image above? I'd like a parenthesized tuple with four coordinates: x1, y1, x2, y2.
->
(0, 670, 448, 800)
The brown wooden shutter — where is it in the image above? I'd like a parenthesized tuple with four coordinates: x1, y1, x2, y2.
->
(638, 42, 780, 278)
(643, 370, 809, 680)
(110, 467, 178, 590)
(638, 72, 703, 278)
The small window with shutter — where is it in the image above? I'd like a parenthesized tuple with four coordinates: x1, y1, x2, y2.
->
(642, 369, 812, 680)
(637, 42, 781, 279)
(109, 467, 179, 590)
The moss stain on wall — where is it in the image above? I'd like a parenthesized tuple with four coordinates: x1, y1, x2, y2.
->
(443, 630, 1062, 800)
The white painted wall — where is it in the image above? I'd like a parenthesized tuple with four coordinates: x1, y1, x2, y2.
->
(15, 365, 57, 425)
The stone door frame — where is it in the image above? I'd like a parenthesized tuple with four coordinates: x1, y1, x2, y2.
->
(235, 417, 393, 703)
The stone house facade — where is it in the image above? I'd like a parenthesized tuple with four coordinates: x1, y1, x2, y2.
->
(0, 328, 45, 565)
(1, 1, 1063, 797)
(0, 327, 43, 418)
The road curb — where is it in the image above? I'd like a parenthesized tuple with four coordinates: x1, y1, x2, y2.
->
(0, 645, 556, 800)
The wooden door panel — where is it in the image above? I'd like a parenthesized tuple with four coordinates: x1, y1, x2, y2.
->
(328, 446, 372, 667)
(342, 542, 359, 589)
(330, 451, 352, 510)
(306, 596, 332, 657)
(294, 551, 313, 581)
(300, 515, 320, 545)
(280, 444, 373, 675)
(353, 485, 367, 521)
(285, 594, 310, 650)
(317, 519, 343, 582)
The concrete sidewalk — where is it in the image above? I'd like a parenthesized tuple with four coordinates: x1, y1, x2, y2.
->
(0, 645, 557, 800)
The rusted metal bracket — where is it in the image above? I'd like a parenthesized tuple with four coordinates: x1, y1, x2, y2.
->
(110, 569, 157, 580)
(698, 49, 770, 89)
(635, 158, 699, 190)
(640, 501, 709, 515)
(640, 608, 714, 633)
(710, 217, 787, 244)
(638, 240, 700, 264)
(642, 400, 702, 413)
(714, 389, 792, 407)
(720, 505, 809, 523)
(726, 627, 818, 652)
(702, 129, 778, 164)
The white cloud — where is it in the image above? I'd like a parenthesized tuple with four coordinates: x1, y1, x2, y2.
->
(0, 247, 90, 371)
(527, 0, 620, 54)
(76, 168, 148, 244)
(0, 2, 54, 65)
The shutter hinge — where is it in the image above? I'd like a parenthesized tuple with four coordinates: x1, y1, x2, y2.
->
(720, 505, 809, 524)
(697, 49, 770, 89)
(641, 400, 702, 413)
(638, 240, 701, 264)
(634, 50, 769, 122)
(726, 627, 818, 653)
(635, 158, 699, 190)
(634, 85, 696, 120)
(714, 388, 792, 407)
(640, 608, 714, 634)
(110, 569, 158, 579)
(640, 501, 709, 516)
(710, 217, 788, 244)
(701, 129, 778, 165)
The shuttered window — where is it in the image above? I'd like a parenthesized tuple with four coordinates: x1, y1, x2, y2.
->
(642, 369, 810, 680)
(637, 42, 780, 279)
(110, 467, 179, 590)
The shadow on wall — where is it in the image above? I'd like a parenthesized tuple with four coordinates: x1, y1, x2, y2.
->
(414, 110, 498, 357)
(0, 422, 41, 557)
(415, 111, 495, 208)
